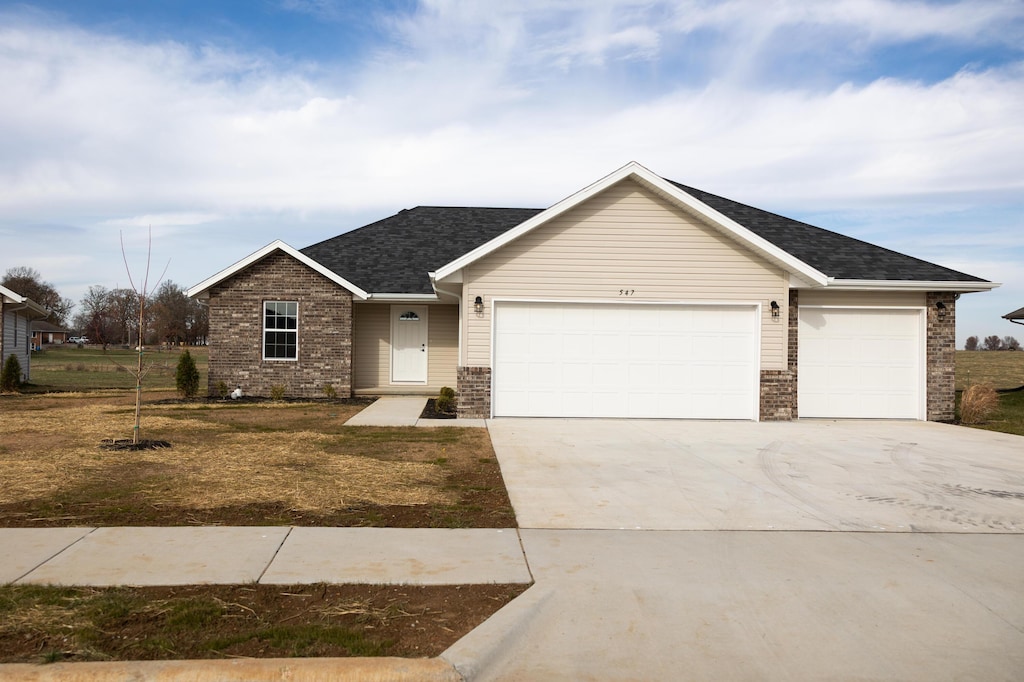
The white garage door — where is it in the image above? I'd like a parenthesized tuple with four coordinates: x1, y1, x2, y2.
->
(492, 302, 758, 419)
(798, 308, 924, 419)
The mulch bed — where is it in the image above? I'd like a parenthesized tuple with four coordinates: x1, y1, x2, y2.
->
(419, 398, 456, 420)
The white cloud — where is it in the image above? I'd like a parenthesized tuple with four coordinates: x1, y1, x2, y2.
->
(0, 2, 1021, 321)
(100, 213, 223, 228)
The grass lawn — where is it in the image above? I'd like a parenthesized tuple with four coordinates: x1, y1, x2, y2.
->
(956, 351, 1024, 437)
(28, 345, 208, 392)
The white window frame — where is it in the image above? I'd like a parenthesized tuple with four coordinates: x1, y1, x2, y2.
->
(263, 300, 298, 361)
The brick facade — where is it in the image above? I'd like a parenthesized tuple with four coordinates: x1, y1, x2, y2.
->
(206, 251, 353, 399)
(759, 290, 799, 421)
(926, 291, 956, 421)
(456, 366, 492, 418)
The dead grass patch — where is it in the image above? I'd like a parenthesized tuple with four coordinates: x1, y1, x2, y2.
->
(0, 392, 515, 527)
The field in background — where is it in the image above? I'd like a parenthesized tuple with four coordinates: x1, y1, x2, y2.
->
(29, 345, 208, 392)
(955, 351, 1024, 391)
(956, 351, 1024, 437)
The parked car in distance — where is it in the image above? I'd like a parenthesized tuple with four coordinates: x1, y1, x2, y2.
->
(68, 336, 89, 344)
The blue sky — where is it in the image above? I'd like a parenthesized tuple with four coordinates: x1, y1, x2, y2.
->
(1, 0, 1022, 344)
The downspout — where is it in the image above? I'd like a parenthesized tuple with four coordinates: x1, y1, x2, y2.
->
(430, 276, 464, 367)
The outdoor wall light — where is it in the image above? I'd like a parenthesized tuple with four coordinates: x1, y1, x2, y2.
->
(770, 300, 781, 319)
(474, 295, 484, 314)
(936, 301, 947, 319)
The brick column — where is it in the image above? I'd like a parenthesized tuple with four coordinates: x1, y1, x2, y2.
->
(926, 292, 956, 421)
(759, 290, 798, 421)
(456, 366, 491, 419)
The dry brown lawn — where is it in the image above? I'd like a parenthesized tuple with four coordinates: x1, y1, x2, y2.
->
(0, 391, 515, 527)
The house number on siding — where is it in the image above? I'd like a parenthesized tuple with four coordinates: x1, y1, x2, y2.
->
(619, 289, 635, 296)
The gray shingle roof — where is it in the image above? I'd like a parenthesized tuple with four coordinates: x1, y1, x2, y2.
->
(300, 182, 987, 295)
(1004, 306, 1024, 321)
(667, 181, 986, 282)
(301, 207, 543, 294)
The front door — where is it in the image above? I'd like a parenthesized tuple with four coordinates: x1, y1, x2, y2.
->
(391, 305, 428, 383)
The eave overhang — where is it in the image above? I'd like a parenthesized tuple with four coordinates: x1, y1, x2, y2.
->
(0, 285, 48, 317)
(818, 279, 1000, 293)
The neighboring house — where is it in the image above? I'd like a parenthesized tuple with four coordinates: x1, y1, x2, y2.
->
(1004, 307, 1024, 327)
(188, 162, 998, 421)
(1, 284, 48, 383)
(31, 321, 70, 348)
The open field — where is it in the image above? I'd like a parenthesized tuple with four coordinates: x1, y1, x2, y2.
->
(0, 391, 516, 528)
(955, 350, 1024, 390)
(28, 345, 209, 392)
(956, 351, 1024, 436)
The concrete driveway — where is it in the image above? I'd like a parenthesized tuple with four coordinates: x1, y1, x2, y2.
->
(487, 418, 1024, 532)
(448, 419, 1024, 680)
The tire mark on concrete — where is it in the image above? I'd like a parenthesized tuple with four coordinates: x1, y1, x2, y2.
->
(758, 441, 865, 531)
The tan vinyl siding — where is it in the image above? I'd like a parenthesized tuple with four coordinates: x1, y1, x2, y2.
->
(353, 303, 458, 391)
(353, 303, 390, 390)
(427, 304, 459, 388)
(464, 179, 789, 369)
(798, 290, 926, 307)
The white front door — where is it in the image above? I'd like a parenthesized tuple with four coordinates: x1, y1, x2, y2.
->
(391, 305, 428, 383)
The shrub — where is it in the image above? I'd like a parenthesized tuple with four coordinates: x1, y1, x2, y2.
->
(216, 381, 230, 399)
(960, 383, 999, 425)
(1, 355, 23, 392)
(436, 386, 456, 413)
(322, 384, 338, 399)
(175, 350, 200, 399)
(270, 384, 286, 401)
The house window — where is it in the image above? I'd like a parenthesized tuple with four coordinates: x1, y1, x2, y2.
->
(264, 301, 298, 360)
(399, 311, 420, 321)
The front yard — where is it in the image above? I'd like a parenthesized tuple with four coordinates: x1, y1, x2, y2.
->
(0, 391, 515, 528)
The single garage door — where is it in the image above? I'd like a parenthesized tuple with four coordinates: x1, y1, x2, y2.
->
(492, 302, 758, 419)
(798, 307, 924, 419)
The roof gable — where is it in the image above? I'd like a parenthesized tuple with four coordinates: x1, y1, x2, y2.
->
(187, 240, 369, 300)
(433, 162, 830, 286)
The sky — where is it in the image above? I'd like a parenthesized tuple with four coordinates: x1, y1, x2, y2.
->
(0, 0, 1022, 346)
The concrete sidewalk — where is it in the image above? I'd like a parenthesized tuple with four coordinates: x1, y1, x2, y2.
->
(344, 395, 486, 427)
(1, 527, 531, 587)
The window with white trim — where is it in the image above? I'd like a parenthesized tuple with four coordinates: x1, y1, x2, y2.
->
(263, 301, 298, 360)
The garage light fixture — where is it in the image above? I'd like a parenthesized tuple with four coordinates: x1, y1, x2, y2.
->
(936, 301, 947, 319)
(474, 295, 484, 314)
(770, 300, 780, 319)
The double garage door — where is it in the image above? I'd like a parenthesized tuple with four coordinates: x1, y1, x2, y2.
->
(492, 302, 759, 419)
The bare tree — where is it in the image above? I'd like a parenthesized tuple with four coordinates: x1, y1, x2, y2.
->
(964, 336, 979, 351)
(118, 230, 168, 445)
(1005, 336, 1021, 351)
(151, 281, 190, 346)
(2, 266, 73, 326)
(983, 335, 1004, 351)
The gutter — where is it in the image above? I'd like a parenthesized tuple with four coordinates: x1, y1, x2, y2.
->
(430, 273, 464, 366)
